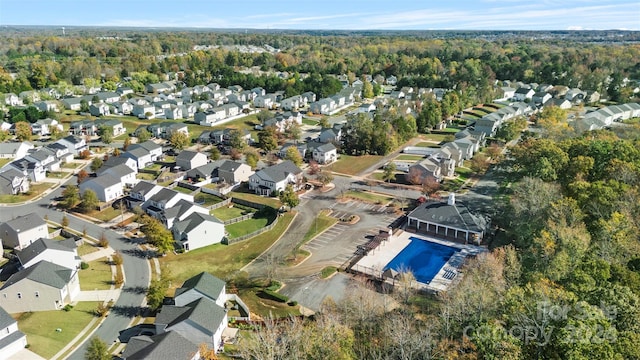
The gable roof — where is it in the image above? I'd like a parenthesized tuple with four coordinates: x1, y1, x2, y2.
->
(408, 199, 487, 233)
(172, 212, 223, 235)
(157, 298, 227, 337)
(254, 160, 302, 183)
(82, 173, 121, 189)
(0, 305, 17, 328)
(122, 331, 197, 360)
(131, 140, 161, 153)
(315, 143, 337, 153)
(176, 150, 203, 162)
(98, 163, 135, 178)
(2, 212, 46, 233)
(1, 260, 74, 290)
(16, 238, 76, 266)
(218, 160, 245, 173)
(130, 181, 159, 196)
(174, 272, 226, 302)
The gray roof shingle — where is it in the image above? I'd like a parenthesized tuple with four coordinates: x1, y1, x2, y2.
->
(0, 260, 73, 290)
(174, 272, 225, 302)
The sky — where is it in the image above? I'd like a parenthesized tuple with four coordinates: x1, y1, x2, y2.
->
(1, 0, 639, 30)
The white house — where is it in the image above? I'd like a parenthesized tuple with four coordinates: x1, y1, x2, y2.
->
(312, 143, 338, 164)
(79, 174, 123, 203)
(172, 212, 226, 252)
(248, 160, 303, 195)
(0, 142, 34, 160)
(56, 135, 87, 155)
(16, 238, 80, 271)
(514, 87, 535, 101)
(176, 151, 208, 171)
(0, 306, 28, 359)
(31, 118, 62, 136)
(97, 163, 138, 188)
(0, 213, 48, 250)
(0, 260, 81, 313)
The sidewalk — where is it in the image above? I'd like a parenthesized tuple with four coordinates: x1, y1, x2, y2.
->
(81, 247, 116, 262)
(74, 288, 121, 302)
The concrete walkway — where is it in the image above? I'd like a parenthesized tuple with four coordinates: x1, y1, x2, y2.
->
(9, 349, 47, 360)
(74, 288, 122, 302)
(81, 247, 116, 262)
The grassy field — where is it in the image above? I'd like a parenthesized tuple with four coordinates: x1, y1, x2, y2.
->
(302, 118, 318, 126)
(194, 192, 224, 206)
(16, 302, 100, 359)
(86, 206, 121, 222)
(160, 212, 295, 288)
(79, 259, 112, 290)
(173, 186, 194, 195)
(237, 287, 301, 318)
(61, 162, 82, 169)
(395, 154, 424, 161)
(327, 154, 384, 175)
(301, 210, 338, 244)
(225, 210, 275, 239)
(136, 173, 156, 181)
(369, 172, 410, 185)
(414, 141, 441, 148)
(421, 133, 451, 143)
(230, 188, 281, 208)
(344, 190, 394, 204)
(77, 243, 99, 256)
(211, 205, 255, 221)
(0, 182, 55, 203)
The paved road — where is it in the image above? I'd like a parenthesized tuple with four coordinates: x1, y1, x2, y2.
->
(0, 174, 150, 359)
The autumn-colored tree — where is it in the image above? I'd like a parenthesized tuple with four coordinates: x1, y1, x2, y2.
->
(14, 121, 32, 141)
(422, 176, 441, 198)
(169, 131, 189, 150)
(284, 146, 303, 166)
(77, 169, 89, 184)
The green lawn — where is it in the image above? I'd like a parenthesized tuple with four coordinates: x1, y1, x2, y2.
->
(0, 158, 11, 168)
(369, 171, 408, 184)
(173, 186, 194, 194)
(237, 287, 301, 318)
(194, 192, 224, 206)
(344, 190, 394, 204)
(0, 182, 55, 203)
(422, 133, 450, 143)
(136, 173, 156, 181)
(414, 141, 441, 148)
(61, 162, 82, 169)
(302, 118, 318, 126)
(143, 163, 163, 171)
(230, 189, 281, 209)
(79, 259, 113, 290)
(225, 210, 275, 239)
(395, 154, 424, 161)
(77, 243, 99, 256)
(86, 206, 121, 222)
(16, 302, 100, 359)
(320, 266, 338, 279)
(211, 205, 256, 221)
(161, 212, 295, 288)
(327, 154, 384, 176)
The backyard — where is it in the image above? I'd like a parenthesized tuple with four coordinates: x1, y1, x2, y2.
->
(15, 302, 101, 359)
(211, 204, 256, 221)
(327, 154, 384, 176)
(230, 186, 282, 209)
(225, 208, 277, 239)
(78, 259, 113, 290)
(0, 182, 55, 203)
(194, 192, 225, 206)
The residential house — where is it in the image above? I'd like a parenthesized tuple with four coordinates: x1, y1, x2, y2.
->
(33, 100, 59, 113)
(175, 272, 227, 308)
(95, 91, 121, 104)
(146, 82, 176, 94)
(31, 118, 62, 136)
(89, 103, 111, 117)
(312, 143, 337, 164)
(116, 87, 134, 96)
(565, 88, 586, 103)
(94, 119, 125, 137)
(309, 98, 336, 115)
(172, 212, 225, 251)
(163, 199, 209, 229)
(248, 160, 303, 195)
(79, 174, 123, 203)
(408, 157, 443, 184)
(185, 162, 221, 182)
(26, 147, 60, 172)
(16, 238, 80, 271)
(7, 157, 46, 182)
(122, 147, 153, 169)
(56, 135, 87, 155)
(176, 151, 208, 171)
(301, 91, 316, 104)
(0, 260, 80, 313)
(121, 331, 200, 360)
(142, 188, 194, 218)
(550, 98, 572, 110)
(69, 120, 98, 136)
(126, 181, 162, 209)
(132, 104, 156, 119)
(196, 108, 226, 126)
(127, 140, 163, 164)
(97, 163, 138, 188)
(513, 87, 535, 101)
(19, 91, 40, 103)
(585, 91, 600, 104)
(0, 142, 34, 160)
(254, 94, 277, 108)
(164, 105, 184, 120)
(4, 93, 22, 106)
(46, 143, 74, 164)
(500, 87, 516, 100)
(386, 75, 398, 86)
(407, 193, 487, 244)
(61, 97, 84, 111)
(532, 91, 552, 105)
(0, 168, 30, 195)
(0, 306, 28, 359)
(280, 95, 305, 111)
(251, 87, 266, 98)
(357, 103, 376, 113)
(218, 160, 253, 184)
(102, 156, 138, 173)
(278, 143, 307, 159)
(318, 124, 343, 143)
(0, 213, 48, 250)
(112, 101, 133, 115)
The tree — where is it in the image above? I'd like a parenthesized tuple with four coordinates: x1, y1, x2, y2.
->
(146, 276, 169, 311)
(210, 146, 221, 160)
(139, 215, 174, 254)
(61, 185, 80, 209)
(78, 149, 91, 160)
(61, 215, 69, 229)
(123, 136, 131, 151)
(80, 99, 89, 113)
(14, 121, 32, 141)
(99, 126, 113, 144)
(77, 169, 89, 184)
(90, 157, 103, 172)
(80, 189, 99, 213)
(227, 129, 246, 150)
(469, 153, 490, 174)
(422, 176, 441, 197)
(318, 116, 330, 129)
(362, 81, 374, 98)
(256, 109, 272, 123)
(382, 163, 396, 183)
(316, 170, 334, 187)
(169, 131, 189, 150)
(279, 184, 300, 208)
(84, 337, 110, 360)
(229, 148, 242, 161)
(284, 146, 303, 166)
(284, 121, 302, 142)
(137, 128, 151, 142)
(257, 127, 279, 152)
(244, 148, 259, 169)
(49, 126, 63, 140)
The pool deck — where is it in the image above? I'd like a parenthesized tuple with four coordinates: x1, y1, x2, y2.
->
(352, 230, 486, 292)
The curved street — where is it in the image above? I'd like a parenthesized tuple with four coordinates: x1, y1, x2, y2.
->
(0, 174, 150, 360)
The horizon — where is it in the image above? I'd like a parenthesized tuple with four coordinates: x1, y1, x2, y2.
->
(1, 0, 638, 31)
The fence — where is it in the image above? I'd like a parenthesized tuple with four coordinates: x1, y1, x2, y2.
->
(226, 294, 251, 321)
(223, 213, 255, 225)
(223, 215, 279, 245)
(176, 181, 200, 192)
(230, 197, 267, 210)
(206, 197, 232, 210)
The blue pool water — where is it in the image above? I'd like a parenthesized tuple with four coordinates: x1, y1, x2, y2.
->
(384, 237, 460, 284)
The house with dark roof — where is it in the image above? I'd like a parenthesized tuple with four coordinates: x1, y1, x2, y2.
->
(174, 272, 227, 309)
(142, 188, 194, 220)
(176, 151, 208, 171)
(163, 199, 209, 229)
(79, 173, 123, 203)
(172, 212, 225, 251)
(0, 168, 30, 196)
(0, 305, 28, 358)
(407, 194, 487, 244)
(7, 156, 47, 182)
(218, 160, 253, 184)
(185, 161, 222, 182)
(56, 135, 87, 155)
(101, 155, 138, 173)
(248, 160, 303, 195)
(97, 163, 138, 188)
(121, 331, 200, 360)
(127, 180, 162, 209)
(16, 238, 80, 271)
(0, 260, 80, 313)
(312, 143, 337, 164)
(0, 213, 48, 250)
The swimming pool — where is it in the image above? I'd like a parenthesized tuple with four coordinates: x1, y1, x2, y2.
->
(384, 237, 460, 284)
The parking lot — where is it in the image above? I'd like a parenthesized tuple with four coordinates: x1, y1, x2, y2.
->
(302, 199, 403, 266)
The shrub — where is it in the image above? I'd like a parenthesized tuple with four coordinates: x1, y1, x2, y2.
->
(111, 252, 123, 266)
(95, 303, 109, 317)
(260, 289, 288, 303)
(114, 271, 124, 286)
(98, 234, 109, 248)
(288, 300, 298, 306)
(63, 304, 73, 312)
(80, 262, 89, 270)
(266, 280, 281, 292)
